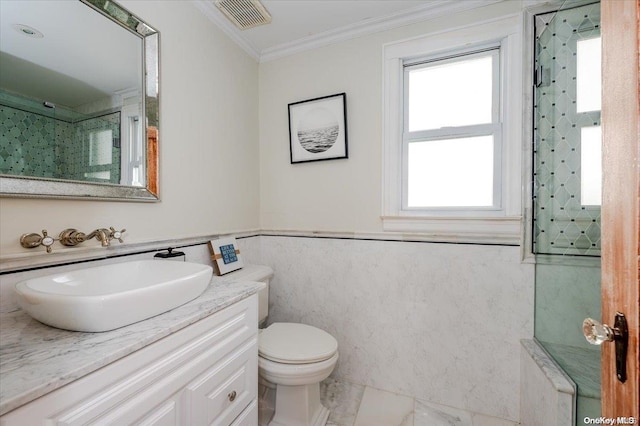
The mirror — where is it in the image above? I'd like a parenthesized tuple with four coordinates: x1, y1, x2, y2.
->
(0, 0, 159, 201)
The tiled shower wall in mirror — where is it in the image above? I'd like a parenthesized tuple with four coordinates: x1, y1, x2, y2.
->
(0, 90, 121, 184)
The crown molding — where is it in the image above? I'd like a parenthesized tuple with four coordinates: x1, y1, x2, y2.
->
(259, 0, 504, 62)
(193, 0, 508, 63)
(191, 0, 260, 61)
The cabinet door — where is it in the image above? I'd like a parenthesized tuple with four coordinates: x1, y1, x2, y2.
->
(186, 337, 257, 425)
(131, 396, 181, 426)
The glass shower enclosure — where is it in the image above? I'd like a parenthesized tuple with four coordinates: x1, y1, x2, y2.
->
(532, 1, 602, 422)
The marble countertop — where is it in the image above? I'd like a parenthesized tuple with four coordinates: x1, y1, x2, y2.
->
(0, 278, 265, 416)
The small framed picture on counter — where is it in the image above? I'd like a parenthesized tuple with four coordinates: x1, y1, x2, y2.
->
(209, 236, 244, 275)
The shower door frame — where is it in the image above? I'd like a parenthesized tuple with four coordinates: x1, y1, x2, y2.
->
(600, 0, 639, 417)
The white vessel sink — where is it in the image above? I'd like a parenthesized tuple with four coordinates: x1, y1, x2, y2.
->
(14, 260, 213, 332)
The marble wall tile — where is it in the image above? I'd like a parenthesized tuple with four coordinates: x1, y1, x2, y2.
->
(259, 236, 534, 421)
(520, 340, 575, 426)
(471, 413, 519, 426)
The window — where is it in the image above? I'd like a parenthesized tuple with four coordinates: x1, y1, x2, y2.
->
(576, 36, 602, 207)
(84, 130, 113, 181)
(580, 125, 602, 206)
(576, 37, 601, 114)
(382, 16, 522, 243)
(404, 49, 500, 209)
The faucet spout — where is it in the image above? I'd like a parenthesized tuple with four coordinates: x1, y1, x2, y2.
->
(86, 228, 111, 247)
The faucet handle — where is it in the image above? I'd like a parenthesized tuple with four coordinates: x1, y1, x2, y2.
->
(109, 227, 126, 243)
(20, 229, 56, 253)
(41, 230, 56, 253)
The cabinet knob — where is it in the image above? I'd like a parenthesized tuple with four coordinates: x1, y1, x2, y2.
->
(228, 390, 237, 402)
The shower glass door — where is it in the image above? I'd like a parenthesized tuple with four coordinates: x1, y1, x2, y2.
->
(532, 1, 602, 422)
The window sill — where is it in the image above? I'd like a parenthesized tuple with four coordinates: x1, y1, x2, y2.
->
(381, 215, 522, 245)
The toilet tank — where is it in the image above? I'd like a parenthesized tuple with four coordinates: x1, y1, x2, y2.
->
(210, 264, 273, 325)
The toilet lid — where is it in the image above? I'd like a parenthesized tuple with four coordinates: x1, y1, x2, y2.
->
(259, 322, 338, 364)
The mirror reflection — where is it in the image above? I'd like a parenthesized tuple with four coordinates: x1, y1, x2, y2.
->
(0, 0, 159, 200)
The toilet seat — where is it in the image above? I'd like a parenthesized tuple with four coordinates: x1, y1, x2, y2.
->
(259, 322, 338, 364)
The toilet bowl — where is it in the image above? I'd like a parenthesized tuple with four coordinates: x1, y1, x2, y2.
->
(211, 265, 338, 426)
(259, 322, 339, 426)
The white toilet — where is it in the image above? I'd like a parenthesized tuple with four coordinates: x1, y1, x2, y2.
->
(213, 265, 339, 426)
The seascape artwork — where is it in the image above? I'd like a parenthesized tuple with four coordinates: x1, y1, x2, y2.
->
(297, 107, 339, 153)
(288, 93, 348, 163)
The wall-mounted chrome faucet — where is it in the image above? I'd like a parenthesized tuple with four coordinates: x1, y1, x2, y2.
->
(20, 227, 126, 253)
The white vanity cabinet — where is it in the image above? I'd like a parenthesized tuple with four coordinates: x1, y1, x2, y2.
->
(0, 295, 259, 426)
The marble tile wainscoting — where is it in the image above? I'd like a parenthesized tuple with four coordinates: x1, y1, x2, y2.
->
(251, 235, 535, 423)
(1, 234, 534, 423)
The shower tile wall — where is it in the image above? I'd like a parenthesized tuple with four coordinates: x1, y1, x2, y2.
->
(68, 113, 121, 183)
(533, 2, 601, 256)
(0, 103, 121, 183)
(0, 106, 63, 178)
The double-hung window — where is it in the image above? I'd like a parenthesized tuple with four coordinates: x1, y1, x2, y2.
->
(404, 48, 500, 210)
(382, 16, 522, 244)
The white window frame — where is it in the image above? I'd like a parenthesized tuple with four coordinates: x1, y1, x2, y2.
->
(382, 15, 523, 244)
(403, 47, 502, 211)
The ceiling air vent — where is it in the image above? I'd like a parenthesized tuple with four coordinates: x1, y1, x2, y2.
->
(215, 0, 272, 30)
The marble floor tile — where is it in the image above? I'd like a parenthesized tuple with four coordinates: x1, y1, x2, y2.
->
(321, 377, 366, 426)
(257, 383, 276, 426)
(414, 399, 473, 426)
(261, 378, 519, 426)
(354, 387, 414, 426)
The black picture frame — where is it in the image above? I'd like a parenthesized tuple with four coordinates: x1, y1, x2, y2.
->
(288, 93, 348, 164)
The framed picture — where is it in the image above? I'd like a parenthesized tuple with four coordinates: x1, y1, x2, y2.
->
(288, 93, 348, 164)
(208, 236, 244, 275)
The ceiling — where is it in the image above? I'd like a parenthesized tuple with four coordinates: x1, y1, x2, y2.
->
(0, 0, 141, 107)
(193, 0, 504, 62)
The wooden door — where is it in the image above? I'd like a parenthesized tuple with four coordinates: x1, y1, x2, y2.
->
(600, 0, 640, 418)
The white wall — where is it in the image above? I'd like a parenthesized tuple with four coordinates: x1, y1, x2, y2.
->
(0, 1, 260, 256)
(257, 1, 534, 422)
(258, 1, 524, 233)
